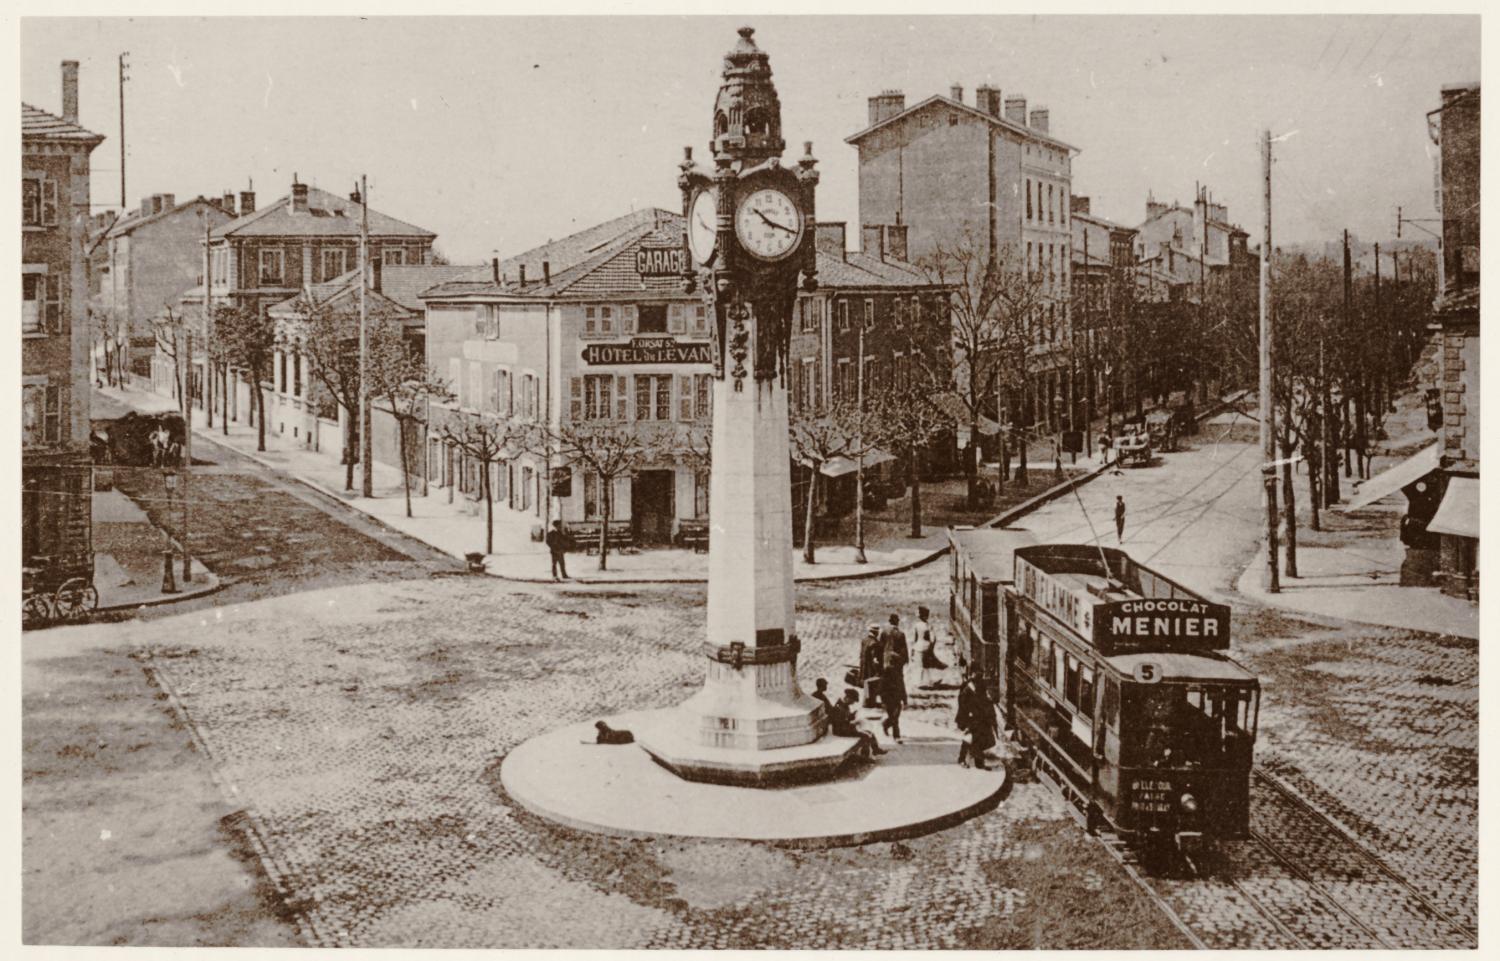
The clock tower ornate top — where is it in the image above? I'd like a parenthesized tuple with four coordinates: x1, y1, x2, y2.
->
(711, 26, 785, 164)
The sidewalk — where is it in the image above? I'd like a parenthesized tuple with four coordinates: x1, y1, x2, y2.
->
(91, 485, 220, 611)
(1235, 501, 1477, 640)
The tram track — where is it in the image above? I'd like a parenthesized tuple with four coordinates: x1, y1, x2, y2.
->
(1085, 767, 1477, 950)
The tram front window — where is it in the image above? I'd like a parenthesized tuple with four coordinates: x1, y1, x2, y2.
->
(1126, 683, 1257, 768)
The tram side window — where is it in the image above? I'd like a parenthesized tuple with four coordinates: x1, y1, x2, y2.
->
(1078, 666, 1095, 719)
(1101, 677, 1120, 729)
(1051, 645, 1065, 692)
(1037, 635, 1051, 681)
(1064, 654, 1081, 707)
(1011, 620, 1033, 667)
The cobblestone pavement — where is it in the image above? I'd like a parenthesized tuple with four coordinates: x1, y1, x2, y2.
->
(116, 570, 1185, 949)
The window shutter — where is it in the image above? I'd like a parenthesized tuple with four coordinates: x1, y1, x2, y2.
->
(584, 306, 596, 335)
(668, 305, 686, 333)
(615, 374, 628, 421)
(42, 179, 58, 226)
(569, 376, 582, 421)
(622, 305, 637, 335)
(506, 371, 514, 416)
(678, 374, 692, 420)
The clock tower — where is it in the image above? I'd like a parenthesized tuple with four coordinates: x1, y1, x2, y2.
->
(639, 27, 855, 784)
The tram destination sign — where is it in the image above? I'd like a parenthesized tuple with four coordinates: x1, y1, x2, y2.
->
(582, 337, 712, 366)
(1094, 597, 1231, 653)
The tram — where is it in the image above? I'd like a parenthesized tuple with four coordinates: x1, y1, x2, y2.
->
(948, 528, 1260, 851)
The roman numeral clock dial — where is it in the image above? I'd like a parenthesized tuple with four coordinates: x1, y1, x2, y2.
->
(734, 188, 803, 261)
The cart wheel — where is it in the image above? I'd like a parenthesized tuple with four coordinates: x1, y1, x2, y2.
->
(54, 578, 98, 617)
(22, 593, 54, 627)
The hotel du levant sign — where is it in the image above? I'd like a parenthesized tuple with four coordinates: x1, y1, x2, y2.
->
(583, 337, 712, 366)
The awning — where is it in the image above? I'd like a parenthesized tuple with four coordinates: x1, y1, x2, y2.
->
(819, 448, 897, 478)
(1428, 477, 1479, 538)
(1342, 443, 1440, 511)
(934, 394, 1000, 435)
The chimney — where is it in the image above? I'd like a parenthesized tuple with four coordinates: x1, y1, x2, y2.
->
(949, 83, 964, 104)
(975, 84, 1003, 118)
(151, 195, 164, 215)
(290, 177, 309, 214)
(543, 260, 551, 285)
(861, 224, 885, 262)
(1071, 195, 1090, 216)
(1029, 107, 1049, 134)
(518, 264, 527, 287)
(61, 61, 79, 124)
(139, 197, 153, 218)
(221, 192, 236, 215)
(1145, 191, 1167, 221)
(884, 224, 909, 262)
(239, 189, 255, 216)
(160, 193, 176, 212)
(1004, 95, 1027, 125)
(371, 257, 382, 294)
(867, 89, 906, 126)
(816, 222, 847, 260)
(491, 257, 500, 284)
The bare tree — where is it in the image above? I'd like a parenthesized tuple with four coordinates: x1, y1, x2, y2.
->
(155, 307, 186, 408)
(440, 412, 526, 556)
(378, 347, 453, 518)
(216, 303, 277, 452)
(875, 358, 954, 538)
(788, 399, 863, 564)
(921, 229, 1052, 506)
(527, 422, 664, 570)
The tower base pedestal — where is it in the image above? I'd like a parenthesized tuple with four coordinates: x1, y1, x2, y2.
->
(636, 707, 860, 787)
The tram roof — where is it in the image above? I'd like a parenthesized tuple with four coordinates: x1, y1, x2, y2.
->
(1106, 651, 1257, 684)
(950, 527, 1038, 581)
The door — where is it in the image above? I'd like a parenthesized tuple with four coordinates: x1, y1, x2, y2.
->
(632, 469, 675, 545)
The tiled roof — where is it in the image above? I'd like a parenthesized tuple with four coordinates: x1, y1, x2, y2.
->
(818, 249, 936, 289)
(212, 185, 436, 240)
(844, 94, 1078, 153)
(380, 264, 490, 311)
(22, 102, 104, 144)
(105, 196, 232, 239)
(267, 270, 415, 320)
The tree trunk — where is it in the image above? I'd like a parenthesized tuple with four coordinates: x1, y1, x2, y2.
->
(221, 364, 229, 435)
(965, 415, 979, 507)
(908, 442, 922, 538)
(344, 411, 356, 491)
(1017, 434, 1029, 486)
(255, 367, 267, 452)
(1307, 429, 1321, 532)
(802, 466, 819, 564)
(1282, 443, 1298, 578)
(483, 453, 494, 555)
(397, 409, 413, 518)
(599, 479, 611, 571)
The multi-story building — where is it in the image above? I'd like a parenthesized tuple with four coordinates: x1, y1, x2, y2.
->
(22, 61, 104, 569)
(1070, 196, 1139, 429)
(847, 84, 1079, 432)
(1423, 81, 1480, 599)
(789, 221, 953, 521)
(90, 191, 235, 380)
(1133, 188, 1253, 299)
(161, 178, 438, 427)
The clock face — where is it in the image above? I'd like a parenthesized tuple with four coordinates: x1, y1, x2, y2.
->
(735, 188, 803, 261)
(688, 189, 718, 265)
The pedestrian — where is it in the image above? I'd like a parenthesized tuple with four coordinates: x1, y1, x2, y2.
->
(860, 624, 883, 707)
(914, 605, 947, 689)
(1114, 495, 1127, 544)
(545, 519, 571, 580)
(828, 689, 887, 759)
(955, 670, 997, 770)
(811, 677, 833, 716)
(879, 613, 909, 741)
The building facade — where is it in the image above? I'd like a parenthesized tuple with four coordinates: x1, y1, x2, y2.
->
(22, 62, 104, 569)
(159, 179, 438, 428)
(1425, 81, 1480, 600)
(847, 84, 1079, 432)
(1070, 197, 1140, 431)
(421, 209, 713, 543)
(92, 192, 234, 380)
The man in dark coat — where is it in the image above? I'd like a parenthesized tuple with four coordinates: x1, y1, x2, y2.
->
(545, 519, 571, 580)
(829, 690, 886, 759)
(955, 671, 997, 769)
(879, 613, 909, 741)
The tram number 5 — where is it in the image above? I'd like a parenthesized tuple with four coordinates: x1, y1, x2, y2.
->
(1133, 662, 1163, 684)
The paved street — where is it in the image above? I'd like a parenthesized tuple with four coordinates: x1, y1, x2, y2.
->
(23, 436, 1476, 948)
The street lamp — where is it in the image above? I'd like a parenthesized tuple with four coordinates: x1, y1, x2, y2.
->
(161, 468, 179, 593)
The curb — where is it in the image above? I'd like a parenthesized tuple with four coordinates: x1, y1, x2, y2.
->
(96, 570, 224, 613)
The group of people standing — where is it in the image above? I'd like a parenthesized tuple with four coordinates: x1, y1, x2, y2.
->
(816, 606, 999, 770)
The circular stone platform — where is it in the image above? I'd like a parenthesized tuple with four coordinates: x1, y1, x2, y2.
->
(499, 709, 1007, 847)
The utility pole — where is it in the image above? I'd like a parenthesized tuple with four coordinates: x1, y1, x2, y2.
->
(1342, 229, 1354, 480)
(203, 217, 213, 430)
(1199, 184, 1208, 402)
(359, 174, 374, 499)
(1320, 332, 1333, 510)
(118, 53, 128, 210)
(854, 315, 866, 564)
(1259, 129, 1279, 593)
(181, 326, 193, 584)
(1374, 241, 1384, 422)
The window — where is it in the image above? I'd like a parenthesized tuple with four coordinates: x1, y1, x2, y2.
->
(863, 299, 875, 330)
(585, 305, 597, 335)
(583, 471, 600, 519)
(691, 304, 708, 334)
(634, 374, 671, 421)
(667, 304, 686, 333)
(599, 305, 614, 335)
(487, 367, 500, 412)
(912, 295, 923, 325)
(799, 298, 815, 333)
(497, 369, 512, 415)
(695, 373, 711, 420)
(694, 470, 710, 518)
(799, 358, 815, 410)
(320, 248, 347, 280)
(894, 298, 906, 328)
(583, 374, 612, 421)
(520, 466, 533, 510)
(292, 352, 302, 396)
(485, 306, 499, 340)
(836, 358, 852, 400)
(382, 247, 406, 266)
(258, 248, 284, 285)
(21, 384, 63, 447)
(1048, 184, 1055, 223)
(23, 178, 41, 227)
(1025, 178, 1032, 221)
(40, 178, 58, 226)
(837, 299, 850, 331)
(22, 273, 43, 333)
(638, 304, 668, 334)
(529, 374, 540, 419)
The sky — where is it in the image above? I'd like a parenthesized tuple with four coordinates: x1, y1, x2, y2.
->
(20, 15, 1481, 264)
